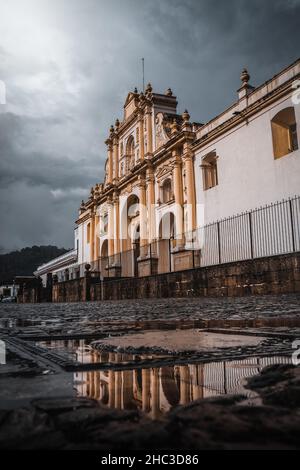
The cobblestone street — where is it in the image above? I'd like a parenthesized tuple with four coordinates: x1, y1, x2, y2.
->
(1, 293, 300, 334)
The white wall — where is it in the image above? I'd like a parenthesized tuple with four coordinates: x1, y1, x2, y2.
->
(77, 221, 91, 264)
(194, 94, 300, 226)
(74, 227, 79, 256)
(84, 221, 90, 262)
(77, 223, 83, 264)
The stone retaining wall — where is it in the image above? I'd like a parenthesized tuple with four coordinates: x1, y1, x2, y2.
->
(17, 252, 300, 303)
(100, 252, 300, 300)
(52, 278, 85, 303)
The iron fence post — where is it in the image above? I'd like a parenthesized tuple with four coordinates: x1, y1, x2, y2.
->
(169, 238, 172, 273)
(249, 211, 254, 259)
(289, 199, 296, 252)
(192, 233, 195, 268)
(217, 221, 221, 264)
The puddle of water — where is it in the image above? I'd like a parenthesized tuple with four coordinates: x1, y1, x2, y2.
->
(73, 355, 292, 419)
(33, 336, 293, 419)
(36, 340, 292, 418)
(37, 329, 267, 363)
(94, 329, 267, 354)
(37, 339, 169, 363)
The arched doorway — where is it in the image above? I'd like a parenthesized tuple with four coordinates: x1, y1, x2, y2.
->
(158, 212, 175, 273)
(100, 239, 108, 276)
(132, 224, 140, 277)
(122, 194, 140, 277)
(122, 194, 140, 250)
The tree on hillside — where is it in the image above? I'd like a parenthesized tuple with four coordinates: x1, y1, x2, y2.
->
(0, 246, 69, 285)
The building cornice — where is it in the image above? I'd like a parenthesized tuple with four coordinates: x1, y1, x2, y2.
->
(192, 71, 300, 152)
(34, 249, 78, 276)
(76, 212, 92, 225)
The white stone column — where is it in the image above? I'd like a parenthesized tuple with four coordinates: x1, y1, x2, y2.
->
(172, 149, 184, 241)
(106, 140, 113, 185)
(90, 211, 95, 262)
(113, 136, 119, 182)
(183, 143, 196, 233)
(139, 176, 147, 247)
(146, 166, 156, 242)
(107, 196, 114, 257)
(138, 111, 145, 161)
(145, 105, 153, 154)
(113, 192, 120, 255)
(95, 213, 100, 261)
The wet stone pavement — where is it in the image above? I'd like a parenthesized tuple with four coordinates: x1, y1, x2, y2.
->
(0, 294, 300, 449)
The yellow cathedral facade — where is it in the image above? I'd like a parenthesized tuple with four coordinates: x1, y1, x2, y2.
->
(76, 83, 202, 278)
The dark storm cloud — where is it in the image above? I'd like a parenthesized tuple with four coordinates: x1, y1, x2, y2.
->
(0, 113, 98, 190)
(0, 0, 299, 252)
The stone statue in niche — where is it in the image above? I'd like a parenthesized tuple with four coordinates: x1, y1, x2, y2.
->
(155, 112, 169, 149)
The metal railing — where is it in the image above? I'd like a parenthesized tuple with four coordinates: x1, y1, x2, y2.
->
(58, 196, 300, 281)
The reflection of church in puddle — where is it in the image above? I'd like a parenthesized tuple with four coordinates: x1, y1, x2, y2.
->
(73, 348, 291, 419)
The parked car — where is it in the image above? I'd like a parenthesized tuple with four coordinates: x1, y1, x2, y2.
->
(0, 296, 17, 303)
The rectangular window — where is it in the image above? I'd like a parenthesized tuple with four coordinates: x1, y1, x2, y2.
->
(202, 152, 218, 190)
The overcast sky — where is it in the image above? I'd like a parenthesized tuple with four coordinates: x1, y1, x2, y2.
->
(0, 0, 299, 253)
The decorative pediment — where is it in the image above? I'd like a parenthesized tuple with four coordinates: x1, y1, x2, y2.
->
(124, 92, 135, 107)
(155, 162, 174, 182)
(124, 92, 138, 120)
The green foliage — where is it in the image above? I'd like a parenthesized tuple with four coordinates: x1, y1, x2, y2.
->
(0, 246, 69, 285)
